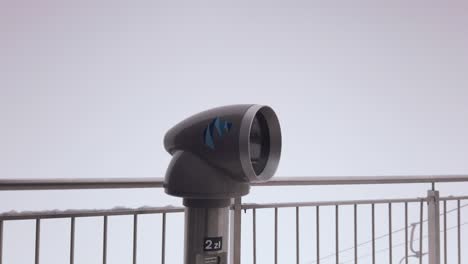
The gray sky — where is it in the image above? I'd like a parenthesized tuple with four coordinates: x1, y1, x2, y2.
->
(1, 1, 467, 263)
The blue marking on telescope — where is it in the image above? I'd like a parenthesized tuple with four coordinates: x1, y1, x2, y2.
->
(204, 117, 232, 149)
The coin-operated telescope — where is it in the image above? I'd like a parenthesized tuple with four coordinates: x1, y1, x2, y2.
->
(164, 104, 281, 264)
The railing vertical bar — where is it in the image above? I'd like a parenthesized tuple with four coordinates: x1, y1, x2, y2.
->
(405, 202, 408, 264)
(0, 220, 3, 264)
(253, 209, 257, 264)
(316, 206, 320, 264)
(296, 207, 300, 264)
(103, 215, 108, 264)
(354, 204, 357, 264)
(427, 190, 441, 264)
(444, 200, 447, 264)
(161, 213, 166, 264)
(230, 197, 242, 264)
(133, 214, 138, 264)
(372, 203, 375, 264)
(35, 219, 40, 264)
(389, 203, 392, 264)
(70, 217, 75, 264)
(336, 205, 339, 264)
(420, 200, 423, 264)
(275, 207, 278, 264)
(458, 200, 461, 264)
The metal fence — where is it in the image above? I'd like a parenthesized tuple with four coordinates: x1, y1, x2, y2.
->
(0, 175, 467, 264)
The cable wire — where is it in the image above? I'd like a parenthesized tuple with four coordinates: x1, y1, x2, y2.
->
(308, 201, 468, 264)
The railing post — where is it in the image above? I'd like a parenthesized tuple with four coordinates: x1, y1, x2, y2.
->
(230, 197, 242, 264)
(427, 189, 441, 264)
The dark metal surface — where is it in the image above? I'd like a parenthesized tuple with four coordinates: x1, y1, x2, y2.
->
(184, 207, 229, 264)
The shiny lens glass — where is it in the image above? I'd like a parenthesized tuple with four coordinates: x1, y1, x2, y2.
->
(250, 112, 270, 174)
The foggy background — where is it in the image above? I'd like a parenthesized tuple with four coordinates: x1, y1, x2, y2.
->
(1, 1, 467, 263)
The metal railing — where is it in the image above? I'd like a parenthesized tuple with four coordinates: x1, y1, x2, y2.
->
(234, 175, 468, 264)
(1, 175, 467, 264)
(0, 178, 177, 264)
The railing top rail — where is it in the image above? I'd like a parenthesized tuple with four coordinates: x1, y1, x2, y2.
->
(0, 206, 184, 220)
(240, 195, 468, 210)
(1, 175, 468, 191)
(0, 177, 164, 191)
(2, 195, 466, 221)
(253, 175, 468, 186)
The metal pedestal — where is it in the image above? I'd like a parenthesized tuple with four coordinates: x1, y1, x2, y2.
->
(184, 206, 229, 264)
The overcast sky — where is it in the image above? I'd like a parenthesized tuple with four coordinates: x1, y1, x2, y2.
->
(1, 1, 467, 263)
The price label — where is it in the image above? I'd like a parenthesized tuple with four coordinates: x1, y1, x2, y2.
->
(203, 237, 223, 252)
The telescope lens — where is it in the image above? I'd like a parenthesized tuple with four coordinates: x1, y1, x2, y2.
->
(250, 112, 270, 174)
